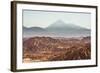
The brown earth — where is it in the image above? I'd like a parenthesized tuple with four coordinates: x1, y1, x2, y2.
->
(23, 36, 91, 63)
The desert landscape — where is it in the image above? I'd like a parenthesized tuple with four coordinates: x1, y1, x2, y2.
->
(23, 36, 91, 63)
(22, 10, 91, 63)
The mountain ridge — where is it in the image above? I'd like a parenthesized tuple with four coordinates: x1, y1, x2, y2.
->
(23, 20, 90, 37)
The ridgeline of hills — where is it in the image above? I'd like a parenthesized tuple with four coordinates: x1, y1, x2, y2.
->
(23, 20, 90, 37)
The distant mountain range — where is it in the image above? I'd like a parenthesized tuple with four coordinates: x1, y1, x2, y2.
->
(23, 20, 90, 37)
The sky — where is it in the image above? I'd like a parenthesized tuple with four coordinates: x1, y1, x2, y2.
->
(23, 10, 91, 29)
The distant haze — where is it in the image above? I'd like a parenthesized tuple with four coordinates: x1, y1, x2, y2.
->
(23, 10, 91, 29)
(23, 20, 90, 38)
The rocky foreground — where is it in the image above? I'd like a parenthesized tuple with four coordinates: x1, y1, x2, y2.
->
(23, 36, 91, 63)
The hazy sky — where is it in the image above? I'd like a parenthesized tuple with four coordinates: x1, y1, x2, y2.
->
(23, 10, 91, 29)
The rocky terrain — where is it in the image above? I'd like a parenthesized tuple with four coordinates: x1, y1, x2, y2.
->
(23, 36, 91, 63)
